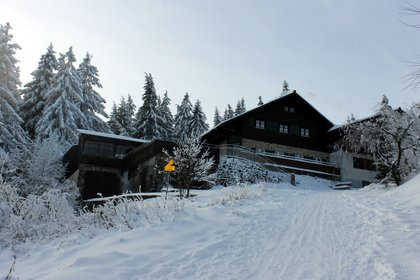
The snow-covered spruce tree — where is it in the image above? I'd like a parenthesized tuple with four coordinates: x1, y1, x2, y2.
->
(107, 101, 127, 135)
(111, 95, 136, 136)
(135, 73, 164, 139)
(339, 95, 419, 186)
(21, 43, 58, 139)
(77, 52, 111, 133)
(158, 91, 174, 139)
(188, 100, 209, 138)
(213, 107, 222, 127)
(0, 22, 28, 151)
(235, 100, 242, 116)
(240, 97, 246, 113)
(174, 92, 193, 140)
(35, 48, 87, 149)
(234, 98, 246, 116)
(223, 104, 234, 121)
(163, 137, 215, 197)
(282, 80, 290, 95)
(124, 94, 136, 136)
(133, 105, 142, 136)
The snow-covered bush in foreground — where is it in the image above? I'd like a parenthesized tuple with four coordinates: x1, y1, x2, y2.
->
(4, 136, 70, 196)
(209, 184, 264, 206)
(0, 179, 76, 246)
(79, 196, 184, 231)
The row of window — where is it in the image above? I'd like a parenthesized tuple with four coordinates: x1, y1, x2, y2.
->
(83, 140, 134, 157)
(255, 120, 310, 137)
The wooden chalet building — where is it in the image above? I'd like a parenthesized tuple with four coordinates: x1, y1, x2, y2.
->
(63, 130, 176, 200)
(63, 91, 378, 199)
(202, 91, 378, 187)
(202, 91, 340, 178)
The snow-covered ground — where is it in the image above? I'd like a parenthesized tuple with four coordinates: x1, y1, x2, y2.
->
(1, 174, 420, 280)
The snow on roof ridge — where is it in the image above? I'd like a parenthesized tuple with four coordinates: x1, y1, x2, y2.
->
(77, 129, 149, 143)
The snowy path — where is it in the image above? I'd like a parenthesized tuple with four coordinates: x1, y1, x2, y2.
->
(141, 187, 394, 280)
(3, 180, 418, 279)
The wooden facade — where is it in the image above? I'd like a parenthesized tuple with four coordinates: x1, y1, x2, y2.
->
(63, 130, 176, 200)
(202, 91, 340, 178)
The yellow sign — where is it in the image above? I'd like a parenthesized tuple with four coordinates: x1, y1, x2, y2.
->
(164, 160, 175, 172)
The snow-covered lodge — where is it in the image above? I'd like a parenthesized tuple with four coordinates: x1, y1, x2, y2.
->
(63, 91, 377, 200)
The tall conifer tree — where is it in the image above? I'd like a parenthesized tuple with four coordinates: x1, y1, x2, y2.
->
(188, 100, 209, 137)
(223, 104, 234, 120)
(159, 91, 174, 139)
(108, 102, 126, 135)
(213, 107, 222, 127)
(174, 92, 193, 140)
(77, 52, 110, 132)
(135, 73, 163, 139)
(0, 22, 27, 150)
(21, 43, 58, 138)
(36, 47, 86, 148)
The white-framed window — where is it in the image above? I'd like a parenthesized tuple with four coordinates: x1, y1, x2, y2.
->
(300, 128, 310, 137)
(256, 120, 265, 129)
(279, 124, 289, 134)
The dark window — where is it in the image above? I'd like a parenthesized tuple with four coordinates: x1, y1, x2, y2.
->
(83, 140, 99, 155)
(284, 106, 289, 112)
(256, 120, 265, 129)
(265, 149, 275, 154)
(353, 157, 376, 171)
(300, 128, 310, 137)
(99, 142, 114, 157)
(116, 145, 133, 156)
(279, 124, 289, 134)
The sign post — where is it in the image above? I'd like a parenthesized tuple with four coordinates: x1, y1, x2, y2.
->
(164, 160, 175, 197)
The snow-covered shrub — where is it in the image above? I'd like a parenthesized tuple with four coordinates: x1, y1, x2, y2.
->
(216, 157, 281, 186)
(79, 196, 184, 231)
(209, 183, 264, 206)
(0, 180, 77, 246)
(0, 153, 79, 246)
(163, 137, 215, 197)
(5, 136, 67, 196)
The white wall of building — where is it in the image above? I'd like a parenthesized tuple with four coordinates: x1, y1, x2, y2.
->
(330, 150, 378, 188)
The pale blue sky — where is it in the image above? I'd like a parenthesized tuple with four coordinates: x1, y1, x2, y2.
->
(2, 0, 419, 124)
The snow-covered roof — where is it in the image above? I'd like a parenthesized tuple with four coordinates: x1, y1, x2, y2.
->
(327, 113, 380, 132)
(77, 129, 149, 143)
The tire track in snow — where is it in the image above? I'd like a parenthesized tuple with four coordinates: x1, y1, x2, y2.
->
(140, 187, 395, 280)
